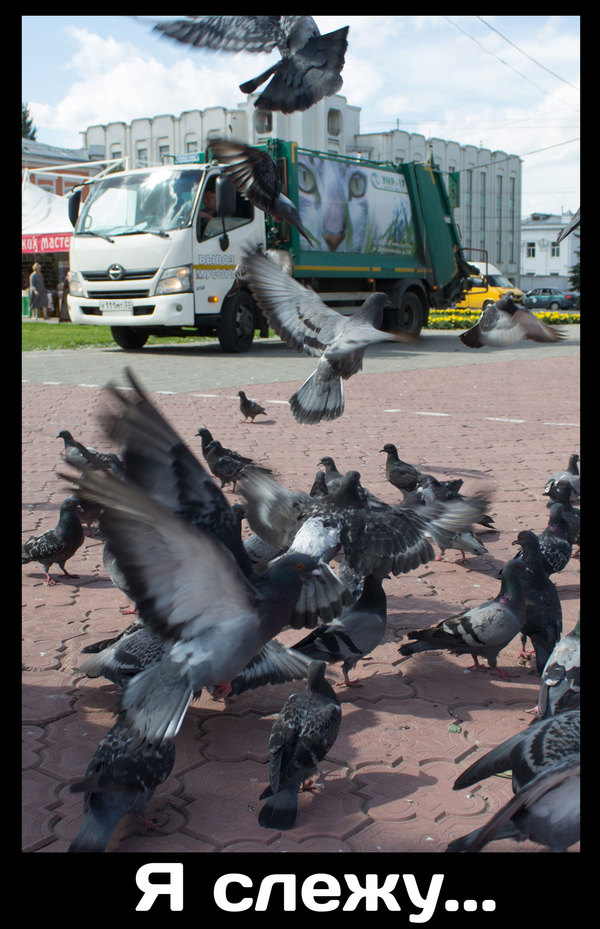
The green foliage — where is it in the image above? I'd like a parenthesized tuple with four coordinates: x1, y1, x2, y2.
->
(22, 102, 37, 140)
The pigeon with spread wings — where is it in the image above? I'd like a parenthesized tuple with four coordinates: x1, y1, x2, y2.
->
(460, 295, 565, 349)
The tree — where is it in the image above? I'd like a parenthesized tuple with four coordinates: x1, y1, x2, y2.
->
(22, 102, 37, 140)
(568, 235, 580, 294)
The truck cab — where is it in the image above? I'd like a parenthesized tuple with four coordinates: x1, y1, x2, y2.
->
(452, 259, 525, 311)
(67, 162, 267, 351)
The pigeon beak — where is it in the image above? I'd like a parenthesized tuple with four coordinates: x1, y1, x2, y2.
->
(511, 539, 520, 546)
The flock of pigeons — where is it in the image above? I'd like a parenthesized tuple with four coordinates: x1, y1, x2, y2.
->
(22, 373, 580, 853)
(22, 15, 579, 855)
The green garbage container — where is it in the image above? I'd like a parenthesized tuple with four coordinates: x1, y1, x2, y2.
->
(22, 293, 31, 317)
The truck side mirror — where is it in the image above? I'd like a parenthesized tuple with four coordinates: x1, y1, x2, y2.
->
(68, 190, 82, 227)
(216, 174, 236, 217)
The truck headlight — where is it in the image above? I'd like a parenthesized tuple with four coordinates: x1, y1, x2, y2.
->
(68, 271, 86, 298)
(156, 265, 193, 295)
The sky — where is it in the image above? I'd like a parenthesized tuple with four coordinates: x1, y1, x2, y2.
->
(21, 15, 580, 217)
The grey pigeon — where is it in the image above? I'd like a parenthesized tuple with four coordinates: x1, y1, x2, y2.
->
(68, 719, 175, 853)
(79, 624, 168, 689)
(22, 495, 85, 586)
(258, 660, 341, 831)
(543, 453, 580, 499)
(511, 530, 563, 673)
(434, 529, 488, 564)
(460, 296, 565, 349)
(210, 638, 314, 698)
(533, 502, 573, 574)
(399, 559, 527, 677)
(242, 248, 416, 424)
(555, 207, 580, 244)
(536, 617, 580, 720)
(239, 467, 492, 584)
(209, 139, 313, 243)
(318, 455, 387, 508)
(57, 429, 124, 477)
(379, 444, 422, 495)
(148, 16, 349, 114)
(309, 470, 329, 498)
(291, 574, 387, 687)
(448, 710, 580, 852)
(103, 541, 137, 614)
(545, 480, 580, 550)
(237, 389, 267, 423)
(404, 473, 495, 530)
(196, 427, 253, 469)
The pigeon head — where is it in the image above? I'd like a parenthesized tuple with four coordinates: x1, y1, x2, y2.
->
(57, 430, 74, 442)
(496, 296, 520, 314)
(379, 444, 397, 455)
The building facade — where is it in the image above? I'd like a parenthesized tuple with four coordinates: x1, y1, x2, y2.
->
(520, 212, 579, 292)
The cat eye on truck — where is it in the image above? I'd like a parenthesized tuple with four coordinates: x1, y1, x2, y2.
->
(67, 140, 475, 353)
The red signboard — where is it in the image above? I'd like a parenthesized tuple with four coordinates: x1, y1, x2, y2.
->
(22, 233, 72, 254)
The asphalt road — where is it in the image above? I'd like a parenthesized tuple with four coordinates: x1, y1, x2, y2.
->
(21, 326, 580, 394)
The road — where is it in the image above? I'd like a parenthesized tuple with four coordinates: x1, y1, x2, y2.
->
(21, 325, 580, 393)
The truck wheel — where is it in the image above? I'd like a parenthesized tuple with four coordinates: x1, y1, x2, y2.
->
(218, 292, 256, 353)
(110, 326, 149, 350)
(387, 289, 425, 336)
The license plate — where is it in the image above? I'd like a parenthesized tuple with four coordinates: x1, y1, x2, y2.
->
(99, 301, 134, 314)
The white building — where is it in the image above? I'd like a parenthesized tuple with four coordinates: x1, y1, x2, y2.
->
(80, 93, 522, 283)
(520, 212, 579, 292)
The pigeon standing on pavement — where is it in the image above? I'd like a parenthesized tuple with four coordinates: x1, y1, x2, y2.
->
(545, 480, 580, 552)
(68, 718, 176, 853)
(459, 296, 565, 349)
(209, 139, 314, 243)
(399, 559, 527, 677)
(532, 502, 573, 575)
(448, 710, 580, 853)
(148, 16, 349, 114)
(258, 660, 342, 831)
(241, 248, 416, 424)
(291, 574, 387, 687)
(237, 390, 267, 423)
(22, 495, 85, 586)
(535, 617, 580, 720)
(57, 429, 124, 477)
(79, 623, 168, 689)
(544, 453, 580, 499)
(379, 445, 422, 496)
(510, 530, 563, 673)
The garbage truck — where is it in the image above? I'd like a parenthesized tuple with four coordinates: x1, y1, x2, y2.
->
(67, 139, 475, 352)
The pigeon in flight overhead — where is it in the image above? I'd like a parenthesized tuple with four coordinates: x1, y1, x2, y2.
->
(237, 390, 267, 423)
(22, 495, 85, 586)
(258, 660, 342, 831)
(459, 296, 565, 349)
(148, 16, 349, 114)
(209, 139, 314, 243)
(448, 710, 580, 853)
(399, 559, 527, 677)
(241, 248, 417, 424)
(68, 718, 176, 853)
(543, 453, 580, 499)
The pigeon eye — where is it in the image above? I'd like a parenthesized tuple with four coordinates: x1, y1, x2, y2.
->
(348, 171, 367, 199)
(298, 166, 317, 195)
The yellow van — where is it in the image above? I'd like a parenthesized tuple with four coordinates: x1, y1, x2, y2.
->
(453, 261, 525, 311)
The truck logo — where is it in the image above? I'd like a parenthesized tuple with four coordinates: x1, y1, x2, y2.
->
(107, 264, 125, 281)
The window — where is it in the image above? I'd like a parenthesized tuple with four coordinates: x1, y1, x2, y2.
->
(254, 110, 272, 134)
(197, 173, 254, 242)
(551, 242, 560, 258)
(327, 108, 342, 136)
(158, 144, 170, 162)
(136, 147, 148, 167)
(526, 242, 536, 258)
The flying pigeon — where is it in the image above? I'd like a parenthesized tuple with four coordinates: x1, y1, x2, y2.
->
(209, 139, 314, 243)
(291, 574, 387, 687)
(536, 617, 580, 720)
(555, 207, 580, 244)
(241, 248, 416, 424)
(148, 16, 349, 114)
(258, 660, 342, 831)
(68, 718, 175, 853)
(210, 638, 314, 698)
(510, 530, 563, 673)
(404, 473, 495, 530)
(448, 710, 580, 852)
(543, 453, 580, 499)
(459, 296, 565, 349)
(399, 559, 527, 677)
(379, 444, 422, 495)
(237, 389, 267, 423)
(239, 466, 492, 583)
(22, 495, 85, 586)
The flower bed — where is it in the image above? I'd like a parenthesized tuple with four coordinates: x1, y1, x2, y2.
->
(426, 309, 580, 330)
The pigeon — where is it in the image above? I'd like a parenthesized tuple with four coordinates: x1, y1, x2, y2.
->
(545, 480, 580, 550)
(209, 139, 313, 243)
(102, 541, 137, 614)
(148, 16, 349, 114)
(379, 445, 422, 495)
(404, 473, 495, 530)
(258, 660, 342, 831)
(318, 456, 387, 508)
(309, 470, 329, 498)
(291, 574, 387, 687)
(57, 429, 124, 477)
(210, 638, 314, 698)
(241, 248, 416, 424)
(196, 427, 253, 469)
(448, 710, 580, 853)
(399, 559, 527, 677)
(543, 453, 580, 499)
(510, 530, 563, 673)
(555, 207, 580, 244)
(237, 389, 267, 423)
(239, 466, 492, 584)
(22, 495, 85, 586)
(79, 623, 168, 689)
(459, 296, 565, 349)
(435, 529, 488, 564)
(532, 502, 573, 574)
(68, 718, 176, 853)
(536, 617, 580, 720)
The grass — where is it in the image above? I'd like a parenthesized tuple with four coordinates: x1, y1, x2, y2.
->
(22, 308, 580, 351)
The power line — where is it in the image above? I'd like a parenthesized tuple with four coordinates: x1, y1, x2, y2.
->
(440, 137, 579, 177)
(476, 16, 579, 91)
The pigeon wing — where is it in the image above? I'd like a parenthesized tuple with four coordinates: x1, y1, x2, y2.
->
(151, 15, 285, 53)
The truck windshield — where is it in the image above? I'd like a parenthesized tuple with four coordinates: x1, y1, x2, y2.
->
(75, 168, 204, 237)
(487, 273, 515, 288)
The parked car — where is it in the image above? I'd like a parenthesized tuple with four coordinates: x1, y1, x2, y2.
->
(451, 261, 525, 311)
(522, 287, 578, 310)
